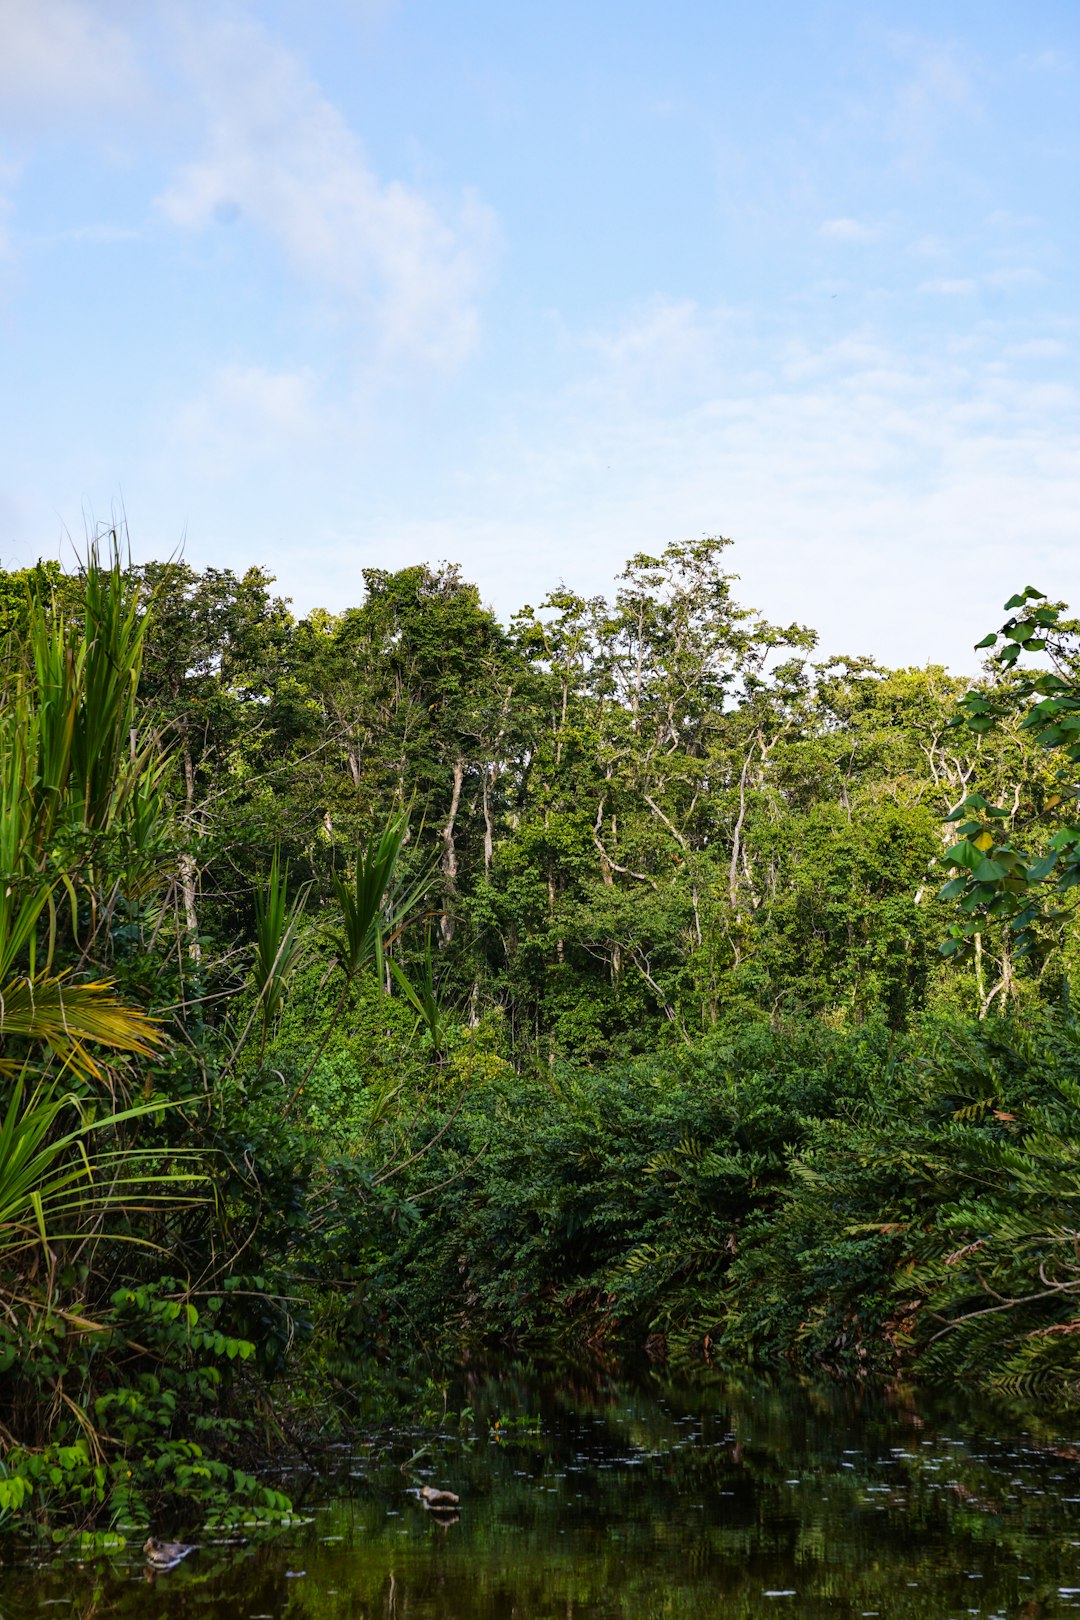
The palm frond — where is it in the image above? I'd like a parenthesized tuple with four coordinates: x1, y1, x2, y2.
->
(0, 973, 163, 1080)
(331, 814, 434, 981)
(0, 1069, 208, 1261)
(252, 852, 310, 1052)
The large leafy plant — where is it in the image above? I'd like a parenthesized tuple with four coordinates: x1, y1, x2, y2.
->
(940, 588, 1080, 964)
(0, 549, 201, 1270)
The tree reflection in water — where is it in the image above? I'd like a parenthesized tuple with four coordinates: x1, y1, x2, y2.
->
(5, 1363, 1080, 1618)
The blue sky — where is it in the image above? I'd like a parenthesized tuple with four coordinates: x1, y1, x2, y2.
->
(2, 0, 1078, 668)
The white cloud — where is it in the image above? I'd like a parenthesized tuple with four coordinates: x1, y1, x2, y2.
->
(580, 297, 734, 403)
(918, 278, 978, 296)
(0, 0, 144, 127)
(916, 268, 1046, 298)
(157, 15, 498, 370)
(359, 302, 1080, 673)
(1007, 338, 1068, 359)
(172, 364, 320, 478)
(908, 234, 950, 260)
(888, 35, 978, 165)
(820, 217, 883, 243)
(986, 209, 1040, 231)
(985, 266, 1045, 290)
(1019, 48, 1071, 74)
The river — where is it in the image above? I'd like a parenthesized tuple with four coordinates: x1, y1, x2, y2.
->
(4, 1362, 1080, 1617)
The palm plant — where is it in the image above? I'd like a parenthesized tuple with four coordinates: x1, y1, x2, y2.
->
(0, 541, 204, 1287)
(331, 812, 428, 979)
(0, 1067, 204, 1268)
(250, 852, 310, 1056)
(279, 816, 431, 1114)
(389, 931, 459, 1065)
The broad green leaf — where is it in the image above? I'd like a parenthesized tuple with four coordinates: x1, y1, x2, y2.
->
(943, 841, 983, 872)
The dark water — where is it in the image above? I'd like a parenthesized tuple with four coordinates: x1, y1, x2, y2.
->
(6, 1364, 1080, 1618)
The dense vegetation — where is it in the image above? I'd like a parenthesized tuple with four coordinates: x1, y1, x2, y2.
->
(2, 534, 1079, 1541)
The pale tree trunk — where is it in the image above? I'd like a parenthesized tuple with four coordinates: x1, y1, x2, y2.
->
(440, 757, 465, 945)
(179, 719, 201, 965)
(481, 682, 513, 877)
(594, 794, 621, 980)
(595, 796, 614, 887)
(482, 771, 495, 874)
(729, 743, 755, 910)
(978, 932, 1014, 1019)
(643, 792, 701, 947)
(548, 860, 565, 964)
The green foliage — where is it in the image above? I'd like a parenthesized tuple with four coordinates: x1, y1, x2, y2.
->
(0, 546, 342, 1536)
(6, 537, 1080, 1547)
(331, 813, 420, 978)
(941, 587, 1080, 964)
(0, 1280, 292, 1534)
(321, 1010, 1080, 1399)
(250, 852, 309, 1054)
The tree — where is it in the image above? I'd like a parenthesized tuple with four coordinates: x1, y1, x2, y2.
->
(939, 587, 1080, 1010)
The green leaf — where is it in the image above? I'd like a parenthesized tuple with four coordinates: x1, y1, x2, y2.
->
(942, 841, 983, 872)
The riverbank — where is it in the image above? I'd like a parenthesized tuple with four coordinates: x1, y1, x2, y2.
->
(343, 1011, 1080, 1392)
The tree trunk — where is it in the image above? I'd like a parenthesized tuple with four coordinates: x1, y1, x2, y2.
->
(179, 720, 202, 965)
(547, 860, 565, 964)
(482, 770, 495, 874)
(440, 757, 465, 945)
(729, 745, 753, 911)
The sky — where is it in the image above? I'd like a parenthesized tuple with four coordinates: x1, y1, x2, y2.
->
(1, 0, 1078, 670)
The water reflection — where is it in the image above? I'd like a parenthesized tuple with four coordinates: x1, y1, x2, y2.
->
(5, 1365, 1080, 1617)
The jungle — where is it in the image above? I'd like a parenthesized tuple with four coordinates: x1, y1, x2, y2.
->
(2, 534, 1080, 1541)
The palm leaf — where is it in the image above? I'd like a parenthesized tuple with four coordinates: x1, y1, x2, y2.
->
(331, 815, 430, 979)
(0, 1069, 207, 1262)
(0, 973, 163, 1081)
(252, 852, 310, 1053)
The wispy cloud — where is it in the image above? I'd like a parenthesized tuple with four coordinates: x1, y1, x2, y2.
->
(409, 298, 1080, 671)
(918, 277, 979, 296)
(580, 297, 735, 403)
(888, 35, 978, 165)
(157, 14, 498, 370)
(0, 0, 145, 128)
(171, 364, 320, 478)
(1018, 48, 1071, 74)
(1007, 338, 1069, 359)
(820, 217, 884, 243)
(985, 266, 1045, 290)
(918, 267, 1045, 298)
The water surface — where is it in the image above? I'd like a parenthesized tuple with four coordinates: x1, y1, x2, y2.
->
(5, 1365, 1080, 1618)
